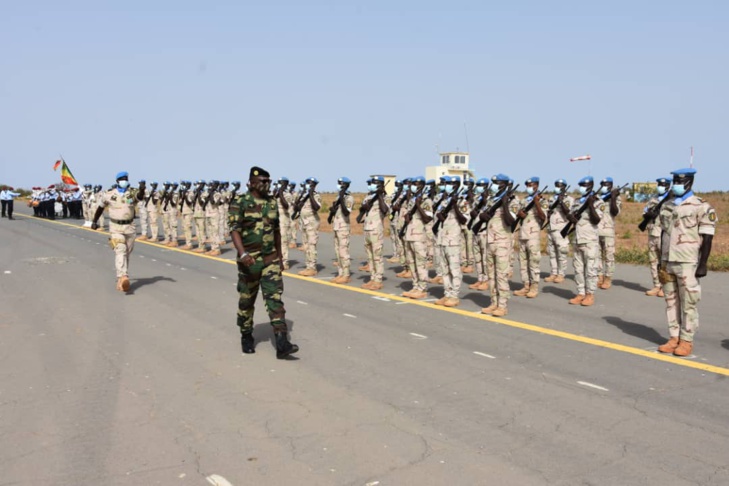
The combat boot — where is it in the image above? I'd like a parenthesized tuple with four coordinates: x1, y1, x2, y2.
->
(409, 290, 428, 300)
(298, 268, 317, 277)
(120, 276, 131, 292)
(241, 333, 255, 354)
(526, 287, 539, 298)
(136, 235, 148, 241)
(168, 240, 178, 248)
(657, 288, 664, 297)
(468, 282, 481, 290)
(597, 274, 604, 287)
(657, 337, 679, 354)
(600, 277, 612, 290)
(673, 340, 693, 357)
(434, 297, 447, 306)
(358, 263, 371, 272)
(368, 281, 383, 290)
(568, 294, 585, 305)
(275, 332, 299, 359)
(181, 243, 193, 250)
(645, 286, 662, 296)
(401, 290, 415, 298)
(443, 297, 460, 307)
(193, 247, 206, 253)
(387, 256, 399, 263)
(492, 307, 508, 317)
(553, 275, 565, 284)
(206, 249, 221, 256)
(461, 265, 474, 273)
(334, 275, 350, 284)
(581, 293, 595, 306)
(428, 276, 443, 285)
(481, 303, 497, 314)
(396, 269, 412, 278)
(361, 281, 374, 289)
(513, 284, 530, 297)
(544, 274, 557, 283)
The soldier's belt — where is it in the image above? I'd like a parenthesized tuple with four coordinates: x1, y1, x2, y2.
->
(111, 218, 134, 225)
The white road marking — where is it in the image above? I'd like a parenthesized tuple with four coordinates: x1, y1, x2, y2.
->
(211, 276, 217, 279)
(372, 296, 391, 302)
(296, 300, 308, 305)
(473, 351, 496, 359)
(151, 259, 157, 262)
(343, 313, 357, 318)
(166, 263, 172, 266)
(577, 381, 609, 392)
(181, 268, 186, 271)
(206, 474, 234, 486)
(410, 333, 428, 339)
(139, 255, 145, 258)
(320, 276, 335, 280)
(366, 482, 381, 486)
(395, 301, 410, 305)
(3, 271, 10, 274)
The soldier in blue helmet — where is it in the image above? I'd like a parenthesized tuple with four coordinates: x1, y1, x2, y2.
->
(642, 177, 672, 297)
(330, 177, 355, 284)
(567, 176, 604, 307)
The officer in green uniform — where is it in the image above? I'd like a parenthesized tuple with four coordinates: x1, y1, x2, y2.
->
(229, 166, 299, 359)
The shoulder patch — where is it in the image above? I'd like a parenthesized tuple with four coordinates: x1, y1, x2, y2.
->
(708, 210, 717, 222)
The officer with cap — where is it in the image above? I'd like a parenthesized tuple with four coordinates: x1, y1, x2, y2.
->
(91, 172, 146, 292)
(656, 168, 717, 356)
(544, 179, 575, 284)
(330, 177, 355, 284)
(228, 165, 298, 358)
(514, 176, 547, 299)
(567, 176, 604, 306)
(643, 177, 671, 297)
(295, 177, 322, 276)
(596, 176, 622, 290)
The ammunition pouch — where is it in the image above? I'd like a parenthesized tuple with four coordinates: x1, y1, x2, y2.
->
(658, 263, 677, 284)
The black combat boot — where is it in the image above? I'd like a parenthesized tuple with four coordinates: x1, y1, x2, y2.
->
(275, 332, 299, 359)
(241, 333, 255, 354)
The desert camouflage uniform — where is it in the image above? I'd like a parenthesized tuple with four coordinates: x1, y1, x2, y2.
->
(571, 196, 605, 296)
(597, 192, 622, 279)
(299, 192, 322, 271)
(458, 196, 475, 269)
(179, 190, 194, 247)
(403, 196, 433, 292)
(390, 192, 407, 265)
(89, 190, 106, 229)
(431, 193, 447, 278)
(517, 195, 547, 287)
(644, 195, 663, 287)
(100, 188, 140, 278)
(82, 187, 93, 223)
(332, 192, 355, 278)
(161, 189, 179, 244)
(193, 190, 207, 250)
(485, 196, 520, 308)
(229, 192, 286, 334)
(137, 199, 148, 237)
(146, 190, 161, 241)
(436, 196, 463, 299)
(218, 188, 231, 245)
(363, 194, 390, 283)
(204, 190, 221, 252)
(546, 193, 575, 278)
(659, 194, 717, 342)
(472, 195, 490, 285)
(279, 191, 294, 266)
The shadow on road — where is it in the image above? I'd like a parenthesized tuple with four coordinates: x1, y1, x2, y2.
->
(129, 276, 176, 292)
(721, 339, 729, 351)
(611, 278, 648, 293)
(602, 316, 664, 345)
(541, 285, 574, 300)
(252, 320, 300, 359)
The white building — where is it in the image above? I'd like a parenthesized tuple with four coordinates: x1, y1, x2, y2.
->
(425, 152, 476, 182)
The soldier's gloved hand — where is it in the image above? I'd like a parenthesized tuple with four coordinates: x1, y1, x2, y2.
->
(695, 264, 708, 279)
(91, 221, 99, 230)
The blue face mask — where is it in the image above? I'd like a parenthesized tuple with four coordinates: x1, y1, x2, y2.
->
(579, 186, 588, 195)
(445, 184, 455, 193)
(489, 184, 500, 194)
(410, 184, 419, 193)
(657, 185, 667, 195)
(368, 184, 378, 192)
(475, 186, 485, 194)
(526, 187, 535, 196)
(117, 180, 129, 191)
(438, 185, 445, 193)
(554, 187, 562, 194)
(600, 186, 609, 194)
(672, 184, 686, 196)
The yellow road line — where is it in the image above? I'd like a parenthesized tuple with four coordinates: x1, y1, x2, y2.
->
(20, 213, 729, 377)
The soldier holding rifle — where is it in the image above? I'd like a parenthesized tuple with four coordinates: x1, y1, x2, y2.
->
(329, 177, 354, 284)
(400, 177, 433, 300)
(468, 178, 491, 291)
(359, 176, 390, 290)
(544, 179, 574, 284)
(294, 177, 322, 276)
(639, 177, 671, 297)
(596, 177, 623, 290)
(513, 177, 548, 299)
(433, 176, 465, 307)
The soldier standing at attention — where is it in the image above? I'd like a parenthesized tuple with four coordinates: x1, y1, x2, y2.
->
(642, 177, 671, 297)
(513, 177, 547, 299)
(179, 181, 195, 250)
(275, 177, 292, 269)
(203, 181, 222, 256)
(459, 177, 476, 274)
(360, 176, 390, 290)
(567, 176, 604, 307)
(192, 180, 208, 253)
(135, 180, 149, 240)
(468, 177, 491, 291)
(296, 177, 322, 277)
(434, 176, 466, 307)
(596, 177, 622, 289)
(91, 172, 145, 292)
(544, 179, 574, 284)
(229, 166, 298, 358)
(330, 177, 354, 284)
(657, 168, 716, 357)
(401, 176, 433, 299)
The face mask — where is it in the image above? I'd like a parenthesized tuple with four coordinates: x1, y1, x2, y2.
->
(118, 180, 129, 189)
(600, 186, 609, 194)
(410, 185, 419, 193)
(579, 186, 588, 195)
(368, 184, 378, 192)
(526, 187, 535, 196)
(475, 186, 485, 194)
(554, 187, 562, 194)
(657, 185, 667, 195)
(672, 184, 686, 196)
(438, 185, 445, 193)
(337, 184, 344, 191)
(445, 184, 455, 193)
(489, 184, 500, 194)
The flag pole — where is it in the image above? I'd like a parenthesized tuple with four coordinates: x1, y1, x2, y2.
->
(690, 146, 694, 168)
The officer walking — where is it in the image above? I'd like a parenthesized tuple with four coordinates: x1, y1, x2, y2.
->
(91, 172, 146, 292)
(229, 166, 298, 359)
(656, 168, 716, 357)
(1, 186, 21, 219)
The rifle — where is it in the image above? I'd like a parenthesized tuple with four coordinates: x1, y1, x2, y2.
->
(291, 188, 310, 220)
(471, 184, 520, 234)
(178, 187, 188, 212)
(541, 185, 570, 230)
(510, 185, 549, 232)
(202, 183, 219, 211)
(638, 192, 672, 232)
(433, 188, 467, 235)
(560, 183, 628, 238)
(356, 192, 376, 224)
(162, 188, 175, 211)
(398, 194, 422, 239)
(388, 187, 404, 221)
(327, 189, 346, 224)
(600, 183, 629, 202)
(191, 187, 203, 212)
(145, 187, 157, 207)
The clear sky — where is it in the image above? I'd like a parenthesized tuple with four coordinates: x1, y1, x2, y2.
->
(1, 0, 727, 191)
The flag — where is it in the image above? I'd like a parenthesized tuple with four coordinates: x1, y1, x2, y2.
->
(55, 158, 79, 186)
(570, 155, 591, 162)
(53, 160, 62, 170)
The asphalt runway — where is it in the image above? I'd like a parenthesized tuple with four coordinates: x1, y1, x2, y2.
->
(2, 208, 729, 485)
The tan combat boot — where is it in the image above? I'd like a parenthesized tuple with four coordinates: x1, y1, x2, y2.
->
(298, 268, 317, 277)
(193, 247, 207, 253)
(361, 281, 374, 290)
(410, 290, 428, 300)
(673, 340, 693, 357)
(544, 274, 557, 283)
(180, 243, 193, 250)
(657, 337, 679, 354)
(568, 294, 585, 305)
(429, 276, 444, 285)
(468, 281, 481, 290)
(338, 276, 351, 284)
(368, 281, 383, 290)
(581, 293, 595, 306)
(553, 275, 565, 284)
(434, 297, 447, 306)
(481, 303, 497, 314)
(136, 235, 148, 241)
(120, 276, 131, 292)
(401, 290, 415, 298)
(657, 288, 664, 297)
(358, 263, 371, 272)
(645, 286, 661, 296)
(600, 277, 612, 290)
(526, 286, 538, 298)
(168, 240, 178, 248)
(386, 256, 399, 263)
(477, 281, 490, 291)
(461, 265, 474, 273)
(513, 284, 530, 297)
(206, 249, 221, 256)
(597, 274, 604, 287)
(492, 307, 508, 317)
(398, 270, 412, 279)
(443, 297, 460, 307)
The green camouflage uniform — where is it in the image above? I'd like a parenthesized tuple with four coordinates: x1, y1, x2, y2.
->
(403, 196, 433, 292)
(332, 192, 354, 277)
(299, 192, 322, 270)
(546, 193, 575, 277)
(517, 195, 547, 287)
(485, 196, 520, 308)
(363, 193, 390, 282)
(229, 192, 286, 334)
(659, 194, 717, 342)
(597, 192, 621, 278)
(571, 196, 605, 295)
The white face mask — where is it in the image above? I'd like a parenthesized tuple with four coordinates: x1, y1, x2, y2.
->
(118, 180, 129, 189)
(368, 184, 378, 192)
(672, 184, 686, 196)
(657, 185, 667, 195)
(600, 186, 609, 194)
(579, 186, 588, 195)
(489, 184, 500, 194)
(410, 184, 419, 193)
(475, 186, 485, 194)
(526, 187, 535, 196)
(438, 185, 445, 193)
(445, 184, 455, 193)
(553, 187, 561, 194)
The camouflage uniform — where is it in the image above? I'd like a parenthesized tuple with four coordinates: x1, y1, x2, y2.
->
(179, 189, 194, 248)
(218, 188, 231, 245)
(228, 192, 286, 334)
(146, 190, 161, 241)
(597, 192, 622, 279)
(136, 199, 148, 237)
(363, 194, 389, 283)
(299, 192, 322, 271)
(659, 194, 717, 342)
(436, 197, 463, 299)
(403, 196, 433, 292)
(193, 190, 207, 251)
(204, 190, 221, 253)
(100, 188, 140, 278)
(458, 196, 475, 269)
(571, 196, 605, 296)
(517, 195, 547, 288)
(644, 195, 663, 287)
(161, 189, 179, 244)
(279, 190, 295, 266)
(332, 192, 355, 278)
(485, 196, 520, 308)
(546, 194, 575, 278)
(391, 192, 407, 265)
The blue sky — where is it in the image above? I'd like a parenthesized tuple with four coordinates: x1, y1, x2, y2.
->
(1, 0, 727, 190)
